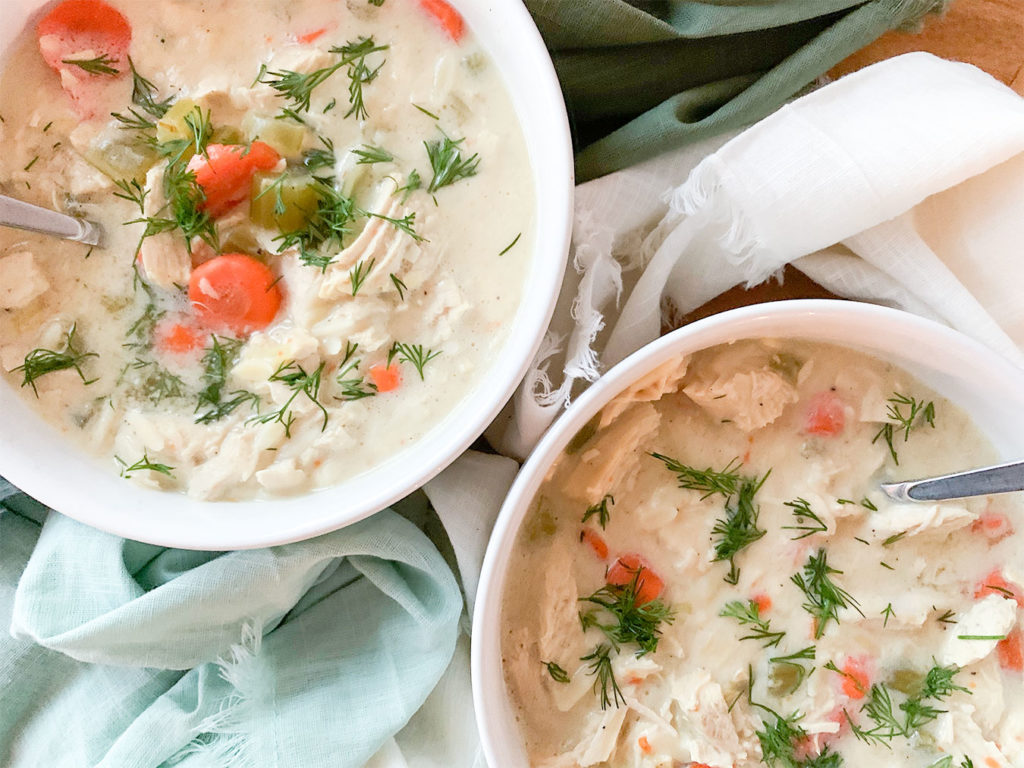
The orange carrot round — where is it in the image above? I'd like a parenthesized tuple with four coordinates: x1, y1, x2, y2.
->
(188, 254, 282, 335)
(417, 0, 464, 41)
(975, 569, 1024, 607)
(187, 142, 281, 218)
(998, 629, 1024, 672)
(607, 554, 664, 605)
(369, 362, 401, 393)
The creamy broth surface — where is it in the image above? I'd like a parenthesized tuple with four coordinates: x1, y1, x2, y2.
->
(0, 0, 533, 499)
(502, 340, 1024, 768)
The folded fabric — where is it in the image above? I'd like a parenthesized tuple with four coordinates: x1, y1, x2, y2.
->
(493, 52, 1024, 458)
(525, 0, 948, 181)
(0, 485, 461, 768)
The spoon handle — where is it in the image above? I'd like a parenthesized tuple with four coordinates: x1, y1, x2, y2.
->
(0, 194, 102, 246)
(880, 459, 1024, 502)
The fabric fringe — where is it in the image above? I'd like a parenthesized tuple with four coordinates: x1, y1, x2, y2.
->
(666, 157, 782, 288)
(173, 623, 264, 768)
(528, 330, 567, 408)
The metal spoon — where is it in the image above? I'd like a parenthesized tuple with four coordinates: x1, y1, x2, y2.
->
(881, 459, 1024, 502)
(0, 194, 102, 246)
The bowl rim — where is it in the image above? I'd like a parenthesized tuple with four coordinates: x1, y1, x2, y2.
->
(0, 0, 573, 550)
(470, 298, 1024, 767)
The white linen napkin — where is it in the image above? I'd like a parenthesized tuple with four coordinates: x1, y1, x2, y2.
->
(381, 51, 1024, 767)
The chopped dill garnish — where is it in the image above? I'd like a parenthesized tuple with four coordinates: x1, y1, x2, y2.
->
(388, 342, 441, 380)
(650, 453, 742, 498)
(413, 103, 439, 119)
(23, 156, 39, 172)
(363, 209, 426, 242)
(582, 494, 614, 529)
(258, 36, 388, 116)
(349, 257, 376, 295)
(880, 562, 895, 571)
(543, 661, 570, 684)
(850, 665, 968, 745)
(335, 341, 377, 401)
(956, 634, 1007, 641)
(250, 360, 329, 438)
(113, 178, 148, 213)
(580, 644, 624, 710)
(768, 646, 816, 695)
(720, 599, 785, 648)
(395, 168, 422, 202)
(275, 179, 355, 269)
(882, 531, 907, 547)
(861, 497, 878, 511)
(303, 136, 337, 176)
(117, 452, 174, 479)
(782, 497, 829, 540)
(872, 392, 936, 464)
(126, 56, 172, 117)
(881, 603, 896, 627)
(936, 609, 957, 624)
(14, 324, 97, 396)
(791, 549, 863, 638)
(62, 53, 119, 75)
(425, 131, 479, 192)
(194, 336, 258, 424)
(352, 144, 393, 164)
(578, 569, 674, 656)
(499, 232, 521, 255)
(389, 272, 407, 300)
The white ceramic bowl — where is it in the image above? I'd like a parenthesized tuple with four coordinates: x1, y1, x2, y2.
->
(471, 299, 1024, 766)
(0, 0, 572, 549)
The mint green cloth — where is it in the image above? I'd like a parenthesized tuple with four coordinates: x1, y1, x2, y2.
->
(0, 480, 461, 767)
(525, 0, 948, 181)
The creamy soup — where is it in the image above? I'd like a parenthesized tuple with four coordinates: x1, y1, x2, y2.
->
(502, 339, 1024, 768)
(0, 0, 532, 500)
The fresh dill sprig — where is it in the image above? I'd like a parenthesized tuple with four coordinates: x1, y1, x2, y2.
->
(389, 272, 407, 300)
(388, 342, 440, 380)
(352, 144, 393, 164)
(543, 661, 570, 684)
(117, 452, 174, 479)
(126, 56, 173, 118)
(578, 570, 674, 656)
(395, 168, 422, 202)
(425, 131, 479, 193)
(712, 472, 769, 584)
(335, 341, 377, 401)
(127, 359, 187, 405)
(782, 497, 829, 540)
(720, 600, 785, 648)
(413, 103, 439, 120)
(303, 136, 337, 176)
(582, 494, 614, 529)
(275, 179, 355, 269)
(14, 324, 98, 396)
(872, 392, 936, 464)
(792, 550, 863, 638)
(62, 54, 119, 75)
(580, 644, 624, 710)
(650, 453, 743, 499)
(195, 336, 242, 420)
(349, 257, 376, 295)
(113, 178, 148, 213)
(250, 360, 329, 438)
(258, 37, 388, 115)
(936, 609, 957, 625)
(195, 390, 261, 424)
(363, 209, 426, 242)
(850, 666, 968, 746)
(881, 603, 896, 627)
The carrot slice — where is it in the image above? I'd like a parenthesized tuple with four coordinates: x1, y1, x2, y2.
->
(187, 142, 281, 218)
(975, 569, 1024, 607)
(417, 0, 464, 41)
(188, 254, 282, 335)
(369, 362, 401, 393)
(37, 0, 131, 113)
(580, 528, 608, 560)
(834, 657, 870, 699)
(607, 554, 664, 605)
(804, 390, 846, 436)
(998, 630, 1024, 672)
(971, 511, 1014, 543)
(752, 593, 772, 614)
(637, 736, 652, 755)
(155, 320, 205, 355)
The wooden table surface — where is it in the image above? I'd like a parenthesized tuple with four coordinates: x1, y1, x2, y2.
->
(683, 0, 1024, 325)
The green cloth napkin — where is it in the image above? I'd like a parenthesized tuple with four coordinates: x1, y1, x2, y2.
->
(525, 0, 949, 181)
(0, 480, 461, 768)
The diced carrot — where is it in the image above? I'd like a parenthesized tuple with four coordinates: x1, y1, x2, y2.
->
(580, 528, 608, 560)
(804, 390, 846, 437)
(971, 510, 1014, 543)
(187, 142, 281, 218)
(832, 656, 870, 699)
(974, 569, 1024, 607)
(369, 363, 401, 393)
(417, 0, 464, 41)
(752, 593, 772, 614)
(37, 0, 131, 113)
(155, 320, 205, 355)
(607, 554, 664, 605)
(296, 26, 329, 44)
(188, 254, 282, 335)
(638, 736, 652, 755)
(998, 629, 1024, 672)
